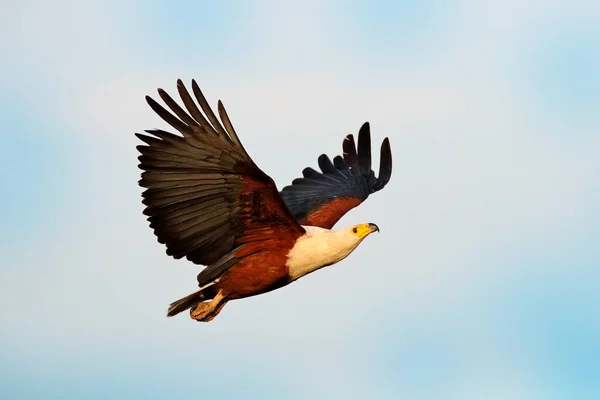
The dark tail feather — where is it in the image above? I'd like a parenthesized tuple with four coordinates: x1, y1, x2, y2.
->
(167, 289, 206, 317)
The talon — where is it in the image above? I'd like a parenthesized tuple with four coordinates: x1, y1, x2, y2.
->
(189, 291, 227, 322)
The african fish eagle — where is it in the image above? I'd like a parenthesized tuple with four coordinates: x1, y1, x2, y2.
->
(136, 79, 392, 322)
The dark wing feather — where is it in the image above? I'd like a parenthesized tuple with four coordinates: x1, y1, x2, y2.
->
(137, 79, 304, 287)
(279, 122, 392, 229)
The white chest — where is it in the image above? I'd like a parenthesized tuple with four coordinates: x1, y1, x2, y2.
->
(285, 226, 360, 281)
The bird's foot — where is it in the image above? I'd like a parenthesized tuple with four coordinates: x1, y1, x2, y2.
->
(189, 293, 227, 322)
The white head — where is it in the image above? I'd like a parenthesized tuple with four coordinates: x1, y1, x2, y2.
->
(286, 223, 380, 281)
(322, 222, 380, 254)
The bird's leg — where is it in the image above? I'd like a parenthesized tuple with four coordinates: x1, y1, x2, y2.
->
(190, 291, 228, 322)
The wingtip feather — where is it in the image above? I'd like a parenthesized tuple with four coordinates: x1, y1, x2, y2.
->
(371, 136, 392, 191)
(357, 122, 372, 175)
(343, 134, 358, 170)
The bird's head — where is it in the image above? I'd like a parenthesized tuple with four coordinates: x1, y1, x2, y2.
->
(349, 222, 380, 239)
(324, 222, 379, 260)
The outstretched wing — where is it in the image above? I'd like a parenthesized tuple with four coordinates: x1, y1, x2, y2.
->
(279, 122, 392, 229)
(137, 79, 305, 287)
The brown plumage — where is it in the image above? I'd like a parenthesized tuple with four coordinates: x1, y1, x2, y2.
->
(137, 79, 392, 322)
(298, 197, 364, 229)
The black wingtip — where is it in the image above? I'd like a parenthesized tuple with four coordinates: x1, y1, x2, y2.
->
(134, 132, 151, 144)
(145, 92, 190, 134)
(318, 154, 339, 175)
(145, 95, 160, 111)
(191, 79, 200, 92)
(333, 155, 348, 170)
(357, 122, 372, 176)
(302, 166, 320, 179)
(157, 88, 171, 105)
(375, 137, 392, 190)
(343, 134, 358, 170)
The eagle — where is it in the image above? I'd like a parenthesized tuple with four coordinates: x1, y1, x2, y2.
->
(136, 79, 392, 322)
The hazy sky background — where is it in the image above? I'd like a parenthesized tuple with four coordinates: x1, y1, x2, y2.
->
(1, 1, 599, 399)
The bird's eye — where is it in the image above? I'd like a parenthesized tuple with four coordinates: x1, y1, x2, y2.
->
(352, 228, 358, 233)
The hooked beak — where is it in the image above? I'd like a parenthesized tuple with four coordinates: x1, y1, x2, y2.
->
(368, 223, 380, 233)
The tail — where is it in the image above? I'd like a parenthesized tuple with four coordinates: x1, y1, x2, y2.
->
(167, 289, 206, 317)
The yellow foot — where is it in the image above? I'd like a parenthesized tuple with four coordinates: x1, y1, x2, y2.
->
(190, 292, 227, 322)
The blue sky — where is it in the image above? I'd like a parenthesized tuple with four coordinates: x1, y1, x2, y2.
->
(1, 1, 599, 399)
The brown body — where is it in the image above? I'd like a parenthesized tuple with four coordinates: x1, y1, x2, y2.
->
(190, 248, 294, 322)
(223, 239, 296, 299)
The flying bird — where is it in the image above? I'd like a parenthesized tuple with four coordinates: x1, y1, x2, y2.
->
(136, 79, 392, 322)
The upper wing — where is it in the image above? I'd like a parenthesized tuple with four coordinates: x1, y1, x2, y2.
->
(137, 79, 305, 286)
(279, 122, 392, 229)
